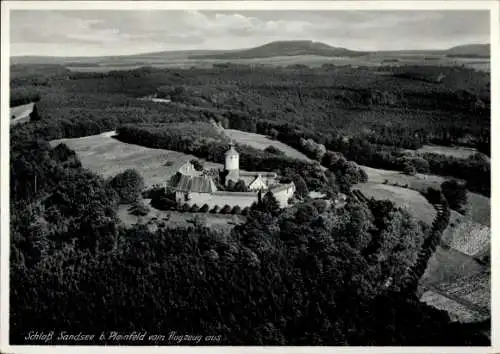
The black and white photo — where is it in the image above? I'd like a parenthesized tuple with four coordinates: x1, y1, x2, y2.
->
(1, 1, 496, 351)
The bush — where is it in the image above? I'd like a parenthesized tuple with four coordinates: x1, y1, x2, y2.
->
(233, 180, 248, 192)
(151, 195, 177, 211)
(292, 175, 309, 198)
(190, 204, 200, 213)
(403, 163, 416, 176)
(200, 204, 210, 213)
(130, 200, 150, 216)
(226, 180, 235, 191)
(220, 205, 232, 214)
(231, 205, 242, 214)
(425, 187, 443, 205)
(264, 145, 285, 156)
(190, 159, 204, 171)
(441, 179, 467, 213)
(312, 199, 328, 214)
(210, 205, 220, 214)
(268, 128, 279, 140)
(181, 204, 191, 212)
(241, 207, 250, 216)
(108, 169, 145, 203)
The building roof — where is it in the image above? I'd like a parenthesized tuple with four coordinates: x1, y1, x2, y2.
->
(169, 173, 217, 193)
(240, 171, 277, 178)
(178, 161, 201, 177)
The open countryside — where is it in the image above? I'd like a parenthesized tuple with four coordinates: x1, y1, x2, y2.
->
(10, 9, 491, 346)
(50, 131, 223, 188)
(48, 124, 491, 325)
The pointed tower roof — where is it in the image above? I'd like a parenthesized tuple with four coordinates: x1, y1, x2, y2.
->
(225, 140, 239, 156)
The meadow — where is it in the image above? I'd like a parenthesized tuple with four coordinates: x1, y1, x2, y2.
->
(360, 165, 446, 191)
(415, 145, 480, 159)
(117, 201, 244, 232)
(49, 131, 223, 188)
(224, 129, 312, 161)
(353, 182, 436, 225)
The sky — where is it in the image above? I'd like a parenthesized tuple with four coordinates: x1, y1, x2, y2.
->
(10, 10, 490, 57)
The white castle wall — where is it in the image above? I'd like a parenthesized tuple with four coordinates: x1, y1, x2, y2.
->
(176, 191, 259, 209)
(176, 184, 295, 210)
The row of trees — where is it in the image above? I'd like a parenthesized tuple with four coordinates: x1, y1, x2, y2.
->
(401, 189, 451, 293)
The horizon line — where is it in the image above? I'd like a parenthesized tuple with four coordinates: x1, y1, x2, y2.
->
(9, 40, 491, 59)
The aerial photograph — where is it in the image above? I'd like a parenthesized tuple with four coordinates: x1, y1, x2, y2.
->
(4, 4, 492, 348)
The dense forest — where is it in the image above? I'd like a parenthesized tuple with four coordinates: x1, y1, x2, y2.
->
(9, 140, 488, 345)
(9, 63, 490, 345)
(10, 64, 490, 195)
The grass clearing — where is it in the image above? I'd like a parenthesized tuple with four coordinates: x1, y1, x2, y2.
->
(10, 102, 35, 125)
(224, 129, 313, 161)
(50, 131, 223, 188)
(360, 165, 445, 193)
(353, 182, 436, 225)
(117, 200, 244, 232)
(415, 145, 479, 159)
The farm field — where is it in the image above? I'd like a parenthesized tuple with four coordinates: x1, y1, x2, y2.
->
(224, 129, 313, 161)
(441, 211, 490, 258)
(353, 182, 436, 225)
(50, 131, 223, 188)
(421, 246, 486, 285)
(467, 192, 490, 227)
(420, 290, 489, 323)
(61, 55, 491, 72)
(117, 200, 245, 232)
(420, 254, 490, 324)
(360, 165, 445, 192)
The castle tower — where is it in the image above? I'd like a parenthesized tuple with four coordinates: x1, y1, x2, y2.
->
(225, 141, 240, 184)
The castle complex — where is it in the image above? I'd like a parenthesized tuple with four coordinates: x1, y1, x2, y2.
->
(168, 143, 296, 210)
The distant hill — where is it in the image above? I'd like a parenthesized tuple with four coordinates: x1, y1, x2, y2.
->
(445, 44, 490, 58)
(10, 41, 490, 66)
(188, 40, 367, 59)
